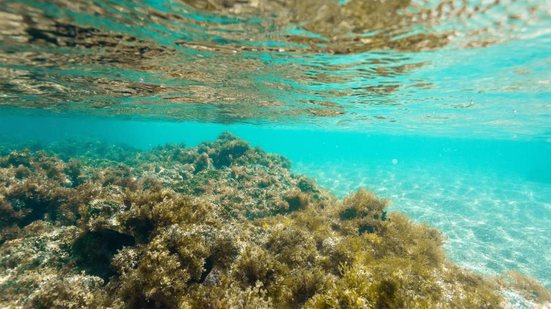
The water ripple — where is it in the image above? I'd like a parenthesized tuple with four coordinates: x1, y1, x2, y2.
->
(0, 0, 550, 138)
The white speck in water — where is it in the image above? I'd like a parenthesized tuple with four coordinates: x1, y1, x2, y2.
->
(392, 158, 398, 165)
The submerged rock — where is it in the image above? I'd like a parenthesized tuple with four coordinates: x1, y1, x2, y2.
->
(0, 133, 549, 308)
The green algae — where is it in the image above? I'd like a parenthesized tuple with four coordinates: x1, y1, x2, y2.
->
(0, 134, 549, 308)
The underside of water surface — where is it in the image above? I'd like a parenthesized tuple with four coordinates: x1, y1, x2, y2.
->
(0, 0, 550, 308)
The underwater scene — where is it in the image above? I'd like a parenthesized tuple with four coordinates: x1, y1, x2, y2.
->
(0, 0, 551, 308)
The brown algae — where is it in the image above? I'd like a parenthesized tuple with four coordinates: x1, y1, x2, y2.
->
(0, 133, 549, 308)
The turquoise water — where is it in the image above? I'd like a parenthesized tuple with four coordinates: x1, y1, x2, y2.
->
(1, 0, 551, 302)
(1, 108, 550, 290)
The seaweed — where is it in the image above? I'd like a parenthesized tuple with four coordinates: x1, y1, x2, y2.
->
(499, 271, 551, 304)
(72, 229, 136, 280)
(28, 275, 107, 309)
(337, 188, 388, 234)
(0, 133, 549, 308)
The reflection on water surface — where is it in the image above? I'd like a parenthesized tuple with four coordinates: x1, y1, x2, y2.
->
(0, 0, 550, 138)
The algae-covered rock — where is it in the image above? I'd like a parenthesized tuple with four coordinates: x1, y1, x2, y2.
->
(0, 133, 549, 308)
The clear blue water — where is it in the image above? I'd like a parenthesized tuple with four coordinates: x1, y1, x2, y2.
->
(1, 0, 550, 295)
(1, 108, 549, 289)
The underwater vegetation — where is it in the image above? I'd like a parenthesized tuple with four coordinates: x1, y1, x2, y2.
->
(0, 133, 549, 308)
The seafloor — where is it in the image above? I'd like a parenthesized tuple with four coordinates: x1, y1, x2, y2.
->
(0, 133, 549, 308)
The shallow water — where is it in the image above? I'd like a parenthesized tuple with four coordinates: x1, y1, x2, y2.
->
(1, 108, 550, 291)
(0, 0, 550, 306)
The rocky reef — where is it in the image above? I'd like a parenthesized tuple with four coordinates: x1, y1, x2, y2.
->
(0, 133, 549, 308)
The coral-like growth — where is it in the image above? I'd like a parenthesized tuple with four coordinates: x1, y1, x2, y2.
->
(0, 133, 549, 308)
